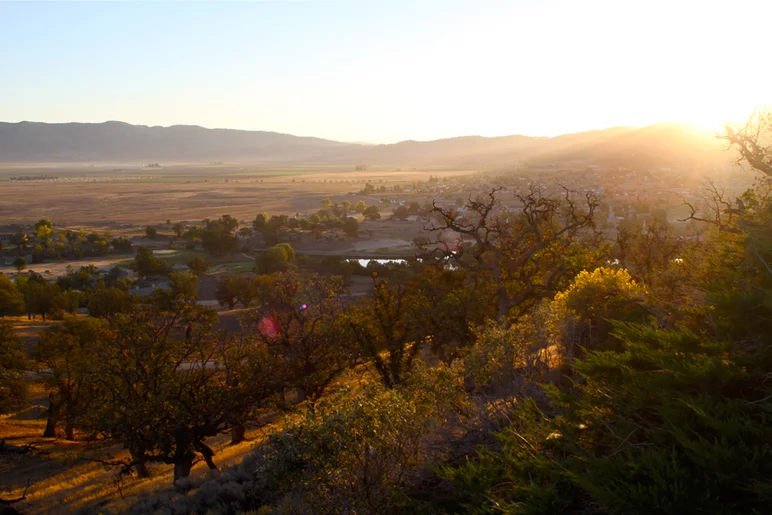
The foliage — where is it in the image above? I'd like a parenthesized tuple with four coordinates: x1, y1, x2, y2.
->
(362, 205, 381, 221)
(249, 271, 356, 406)
(256, 243, 297, 274)
(16, 273, 64, 321)
(342, 216, 359, 238)
(133, 246, 169, 279)
(186, 256, 209, 275)
(86, 287, 138, 318)
(111, 236, 132, 253)
(425, 186, 603, 321)
(349, 278, 426, 388)
(37, 317, 111, 439)
(0, 322, 28, 414)
(56, 264, 101, 291)
(34, 218, 54, 241)
(393, 204, 410, 220)
(0, 274, 24, 316)
(125, 365, 468, 515)
(86, 300, 274, 481)
(12, 257, 26, 272)
(547, 267, 649, 359)
(216, 275, 265, 309)
(201, 215, 239, 256)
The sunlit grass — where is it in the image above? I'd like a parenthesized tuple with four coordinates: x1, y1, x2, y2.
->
(1, 417, 280, 514)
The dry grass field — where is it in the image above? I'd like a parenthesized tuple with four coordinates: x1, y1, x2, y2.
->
(0, 410, 281, 515)
(0, 163, 472, 228)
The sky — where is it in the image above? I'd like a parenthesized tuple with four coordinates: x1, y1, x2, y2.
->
(1, 0, 770, 143)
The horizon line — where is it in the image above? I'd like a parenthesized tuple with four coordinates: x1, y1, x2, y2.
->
(0, 119, 716, 145)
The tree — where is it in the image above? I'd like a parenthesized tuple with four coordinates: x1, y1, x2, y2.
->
(111, 236, 132, 253)
(16, 274, 63, 321)
(547, 267, 649, 361)
(349, 278, 426, 388)
(187, 257, 209, 276)
(34, 218, 54, 242)
(362, 205, 381, 221)
(216, 276, 240, 310)
(256, 243, 296, 274)
(320, 198, 332, 209)
(38, 317, 110, 439)
(134, 247, 169, 279)
(201, 215, 239, 256)
(12, 228, 28, 253)
(0, 274, 24, 316)
(88, 301, 272, 480)
(182, 225, 201, 242)
(425, 186, 601, 321)
(249, 272, 356, 406)
(12, 257, 26, 273)
(236, 276, 265, 308)
(342, 217, 359, 238)
(0, 322, 28, 414)
(167, 272, 198, 301)
(392, 204, 410, 220)
(252, 212, 269, 233)
(355, 200, 367, 213)
(409, 266, 490, 361)
(721, 109, 772, 177)
(56, 264, 100, 291)
(87, 287, 138, 318)
(145, 226, 158, 240)
(173, 222, 185, 238)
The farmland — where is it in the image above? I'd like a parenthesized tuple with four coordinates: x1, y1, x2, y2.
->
(0, 163, 472, 228)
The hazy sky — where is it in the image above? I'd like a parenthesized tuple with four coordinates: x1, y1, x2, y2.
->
(1, 0, 770, 143)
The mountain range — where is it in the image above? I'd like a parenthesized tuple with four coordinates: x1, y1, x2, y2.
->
(0, 121, 732, 170)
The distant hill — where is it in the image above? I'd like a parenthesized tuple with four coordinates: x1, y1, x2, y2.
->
(0, 121, 731, 170)
(355, 123, 730, 170)
(0, 121, 355, 163)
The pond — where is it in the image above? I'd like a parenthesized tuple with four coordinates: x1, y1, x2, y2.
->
(352, 258, 408, 267)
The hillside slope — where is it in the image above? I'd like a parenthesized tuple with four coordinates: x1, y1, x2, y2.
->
(0, 121, 729, 169)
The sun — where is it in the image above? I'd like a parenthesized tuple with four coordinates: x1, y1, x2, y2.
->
(677, 100, 764, 134)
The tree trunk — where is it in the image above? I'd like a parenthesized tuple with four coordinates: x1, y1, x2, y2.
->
(196, 442, 218, 472)
(172, 430, 195, 481)
(231, 425, 246, 445)
(135, 461, 150, 479)
(64, 422, 75, 441)
(128, 448, 151, 478)
(173, 461, 192, 481)
(43, 394, 58, 438)
(497, 286, 509, 322)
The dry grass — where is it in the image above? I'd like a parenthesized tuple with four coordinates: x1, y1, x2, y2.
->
(0, 164, 472, 227)
(0, 416, 282, 515)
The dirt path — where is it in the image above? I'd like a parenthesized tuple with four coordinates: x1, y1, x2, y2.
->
(0, 256, 131, 279)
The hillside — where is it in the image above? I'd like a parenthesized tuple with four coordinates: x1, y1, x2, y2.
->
(0, 121, 355, 163)
(0, 121, 730, 169)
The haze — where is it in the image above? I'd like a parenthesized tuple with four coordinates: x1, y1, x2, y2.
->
(2, 0, 770, 143)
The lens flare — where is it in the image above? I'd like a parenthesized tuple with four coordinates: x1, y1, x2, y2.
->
(258, 316, 278, 338)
